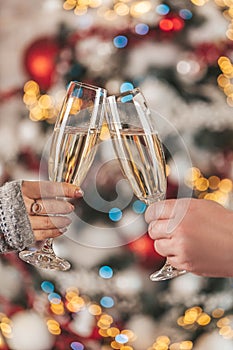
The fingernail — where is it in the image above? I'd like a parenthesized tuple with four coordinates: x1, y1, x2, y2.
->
(74, 188, 84, 197)
(59, 228, 67, 234)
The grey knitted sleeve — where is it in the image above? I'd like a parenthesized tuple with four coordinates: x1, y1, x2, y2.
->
(0, 180, 35, 253)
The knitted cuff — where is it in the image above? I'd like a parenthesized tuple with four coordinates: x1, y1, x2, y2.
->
(0, 180, 35, 252)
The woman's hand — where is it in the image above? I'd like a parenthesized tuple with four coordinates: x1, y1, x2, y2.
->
(21, 181, 83, 241)
(145, 198, 233, 277)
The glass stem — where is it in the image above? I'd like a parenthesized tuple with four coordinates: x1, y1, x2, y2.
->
(40, 238, 55, 255)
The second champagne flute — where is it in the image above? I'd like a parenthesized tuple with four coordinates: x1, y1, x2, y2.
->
(19, 81, 106, 271)
(106, 88, 186, 281)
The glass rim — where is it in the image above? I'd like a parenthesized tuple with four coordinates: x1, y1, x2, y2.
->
(107, 87, 141, 100)
(67, 80, 107, 93)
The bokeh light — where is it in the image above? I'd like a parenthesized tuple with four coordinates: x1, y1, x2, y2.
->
(113, 35, 128, 48)
(70, 341, 84, 350)
(41, 281, 54, 294)
(48, 292, 61, 304)
(135, 23, 149, 35)
(132, 200, 147, 214)
(100, 296, 115, 308)
(99, 265, 113, 278)
(109, 207, 123, 221)
(120, 82, 134, 92)
(156, 4, 170, 15)
(179, 9, 193, 19)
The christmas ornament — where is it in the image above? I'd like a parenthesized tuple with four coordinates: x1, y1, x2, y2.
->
(23, 37, 59, 91)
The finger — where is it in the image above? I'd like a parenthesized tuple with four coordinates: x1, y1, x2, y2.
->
(25, 198, 75, 216)
(33, 228, 67, 241)
(154, 239, 174, 258)
(22, 181, 83, 200)
(29, 215, 72, 230)
(145, 199, 177, 223)
(148, 219, 174, 239)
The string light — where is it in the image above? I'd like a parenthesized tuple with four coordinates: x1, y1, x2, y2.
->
(46, 319, 61, 335)
(217, 315, 233, 339)
(23, 80, 62, 122)
(184, 167, 232, 205)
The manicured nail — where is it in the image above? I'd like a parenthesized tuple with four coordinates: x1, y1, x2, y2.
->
(74, 188, 84, 197)
(59, 228, 67, 234)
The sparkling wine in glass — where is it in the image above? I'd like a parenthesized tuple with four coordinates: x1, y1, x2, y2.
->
(106, 88, 186, 281)
(19, 81, 106, 271)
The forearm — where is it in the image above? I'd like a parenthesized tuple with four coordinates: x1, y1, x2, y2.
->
(0, 180, 34, 253)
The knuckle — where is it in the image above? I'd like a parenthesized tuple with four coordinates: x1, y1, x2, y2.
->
(45, 217, 52, 229)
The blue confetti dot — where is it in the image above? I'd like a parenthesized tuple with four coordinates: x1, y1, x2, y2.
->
(115, 334, 128, 344)
(99, 265, 113, 279)
(132, 200, 147, 214)
(109, 208, 122, 222)
(100, 296, 114, 308)
(179, 9, 193, 20)
(156, 4, 170, 15)
(70, 342, 84, 350)
(41, 281, 54, 294)
(135, 23, 149, 35)
(113, 35, 128, 48)
(120, 82, 134, 93)
(48, 292, 61, 304)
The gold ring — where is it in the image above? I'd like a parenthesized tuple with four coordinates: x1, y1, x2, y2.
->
(31, 200, 43, 215)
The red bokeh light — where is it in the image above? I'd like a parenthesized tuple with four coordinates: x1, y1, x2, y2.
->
(159, 18, 173, 31)
(159, 16, 185, 32)
(24, 37, 59, 90)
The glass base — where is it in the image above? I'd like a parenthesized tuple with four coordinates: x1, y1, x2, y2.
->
(19, 250, 71, 271)
(150, 261, 186, 281)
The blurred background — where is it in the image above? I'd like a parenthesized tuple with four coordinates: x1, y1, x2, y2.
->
(1, 1, 233, 349)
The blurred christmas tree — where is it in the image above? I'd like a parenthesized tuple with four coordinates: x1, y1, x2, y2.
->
(0, 1, 233, 350)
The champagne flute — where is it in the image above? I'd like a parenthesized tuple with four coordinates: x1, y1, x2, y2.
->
(106, 88, 186, 281)
(19, 81, 106, 270)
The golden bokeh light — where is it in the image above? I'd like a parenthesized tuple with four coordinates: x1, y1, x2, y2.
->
(23, 80, 59, 122)
(66, 295, 85, 312)
(50, 301, 65, 315)
(88, 303, 102, 315)
(121, 329, 136, 341)
(179, 340, 193, 349)
(218, 178, 232, 193)
(110, 340, 122, 349)
(114, 2, 130, 16)
(196, 312, 211, 326)
(195, 177, 209, 191)
(212, 308, 225, 318)
(190, 0, 209, 6)
(47, 319, 61, 335)
(107, 327, 120, 337)
(208, 175, 220, 189)
(217, 316, 231, 327)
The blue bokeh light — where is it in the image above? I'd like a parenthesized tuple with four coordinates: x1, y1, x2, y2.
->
(115, 334, 128, 344)
(48, 292, 61, 304)
(179, 9, 193, 20)
(113, 35, 128, 48)
(156, 4, 170, 15)
(135, 23, 149, 35)
(109, 208, 123, 222)
(70, 342, 84, 350)
(100, 296, 114, 308)
(99, 265, 113, 279)
(120, 82, 134, 92)
(41, 281, 54, 294)
(132, 200, 147, 214)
